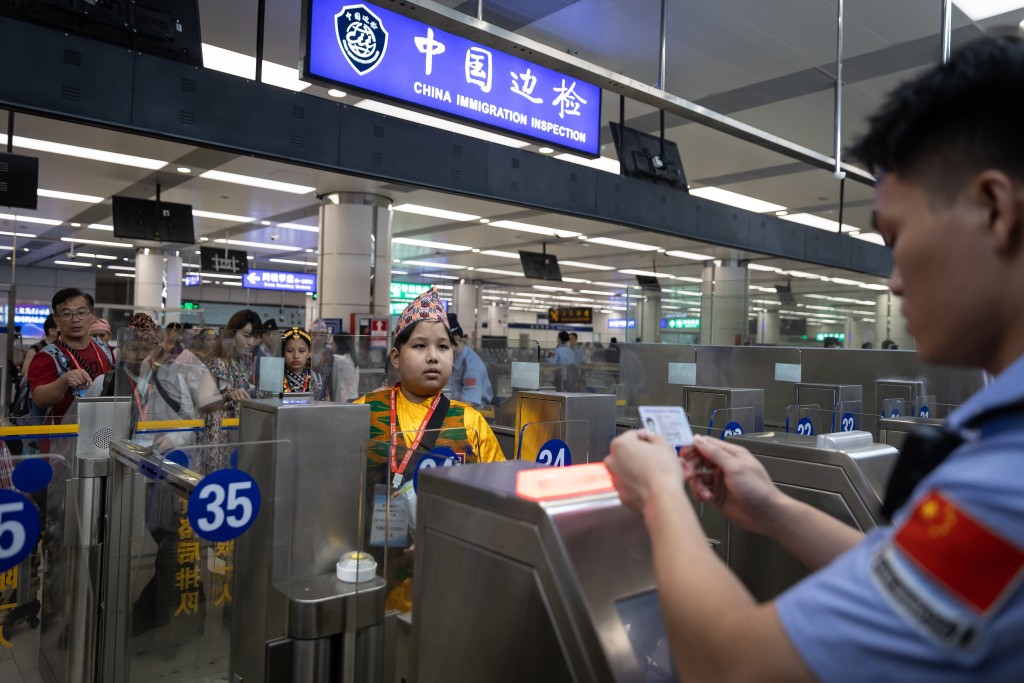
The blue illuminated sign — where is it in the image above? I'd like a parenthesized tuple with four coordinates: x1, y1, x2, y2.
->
(608, 319, 636, 329)
(242, 270, 318, 293)
(303, 1, 602, 155)
(183, 273, 201, 287)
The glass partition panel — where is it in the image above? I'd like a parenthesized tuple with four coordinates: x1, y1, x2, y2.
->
(881, 397, 906, 419)
(707, 407, 756, 440)
(785, 404, 824, 437)
(911, 395, 938, 420)
(113, 440, 286, 682)
(516, 419, 590, 465)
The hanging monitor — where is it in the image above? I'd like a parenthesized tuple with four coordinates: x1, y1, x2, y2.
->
(519, 251, 563, 282)
(609, 122, 688, 191)
(635, 274, 662, 291)
(112, 195, 195, 245)
(0, 153, 39, 210)
(774, 284, 797, 306)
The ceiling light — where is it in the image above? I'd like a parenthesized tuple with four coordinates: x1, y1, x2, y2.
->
(953, 1, 1024, 21)
(212, 238, 302, 251)
(37, 188, 103, 203)
(422, 273, 461, 280)
(193, 209, 256, 223)
(327, 88, 347, 98)
(562, 277, 590, 283)
(62, 237, 132, 248)
(107, 265, 135, 272)
(54, 259, 92, 267)
(0, 213, 56, 228)
(586, 236, 660, 251)
(177, 167, 192, 173)
(269, 258, 315, 266)
(199, 169, 315, 195)
(852, 232, 886, 246)
(781, 213, 857, 233)
(221, 281, 243, 287)
(114, 272, 136, 278)
(391, 204, 480, 222)
(392, 270, 409, 275)
(559, 260, 616, 271)
(400, 260, 465, 270)
(674, 276, 703, 283)
(665, 249, 710, 261)
(689, 187, 786, 213)
(859, 283, 890, 291)
(479, 218, 490, 224)
(489, 220, 580, 238)
(586, 281, 628, 288)
(553, 153, 621, 174)
(75, 253, 117, 260)
(0, 134, 166, 170)
(538, 147, 554, 154)
(199, 272, 243, 280)
(475, 267, 524, 277)
(0, 230, 38, 239)
(533, 285, 573, 292)
(356, 100, 530, 149)
(747, 263, 780, 272)
(393, 237, 473, 251)
(277, 222, 319, 232)
(580, 290, 617, 297)
(481, 250, 519, 259)
(830, 277, 866, 287)
(201, 44, 310, 92)
(786, 270, 819, 278)
(619, 269, 674, 278)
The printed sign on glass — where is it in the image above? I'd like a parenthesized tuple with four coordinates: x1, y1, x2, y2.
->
(304, 0, 602, 155)
(242, 270, 317, 293)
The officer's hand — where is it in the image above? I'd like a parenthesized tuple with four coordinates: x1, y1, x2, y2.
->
(224, 388, 250, 403)
(606, 430, 684, 515)
(684, 435, 783, 535)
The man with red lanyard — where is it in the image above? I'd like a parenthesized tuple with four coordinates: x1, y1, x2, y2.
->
(28, 288, 114, 426)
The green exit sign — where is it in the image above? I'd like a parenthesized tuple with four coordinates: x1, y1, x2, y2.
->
(391, 282, 432, 301)
(816, 332, 845, 341)
(667, 317, 700, 330)
(182, 302, 200, 310)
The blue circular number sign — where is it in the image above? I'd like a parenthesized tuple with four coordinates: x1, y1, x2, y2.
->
(536, 439, 571, 467)
(722, 421, 744, 439)
(840, 413, 857, 432)
(413, 447, 460, 492)
(919, 406, 931, 419)
(891, 409, 901, 418)
(796, 417, 815, 436)
(11, 458, 52, 494)
(0, 489, 41, 573)
(187, 469, 261, 542)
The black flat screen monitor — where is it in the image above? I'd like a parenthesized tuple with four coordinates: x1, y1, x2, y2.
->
(519, 251, 563, 281)
(112, 195, 196, 245)
(635, 274, 662, 291)
(0, 153, 39, 210)
(775, 284, 797, 306)
(780, 317, 808, 337)
(609, 121, 687, 191)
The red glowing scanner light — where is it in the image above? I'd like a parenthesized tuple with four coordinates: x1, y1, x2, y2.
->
(515, 462, 615, 501)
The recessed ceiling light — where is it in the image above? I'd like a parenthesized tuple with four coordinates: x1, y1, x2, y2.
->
(422, 273, 461, 280)
(277, 222, 319, 232)
(587, 236, 660, 251)
(538, 147, 554, 154)
(177, 167, 192, 174)
(76, 252, 118, 260)
(327, 88, 347, 98)
(269, 258, 315, 266)
(562, 277, 590, 283)
(585, 281, 628, 288)
(479, 218, 490, 224)
(781, 213, 857, 233)
(0, 213, 57, 228)
(533, 285, 573, 292)
(199, 170, 315, 195)
(559, 260, 616, 271)
(852, 232, 886, 245)
(391, 204, 480, 222)
(400, 260, 465, 270)
(54, 260, 92, 267)
(355, 100, 530, 149)
(619, 269, 674, 278)
(70, 222, 82, 227)
(201, 44, 311, 92)
(665, 249, 710, 261)
(747, 263, 780, 272)
(1, 133, 166, 170)
(88, 223, 114, 231)
(193, 209, 256, 223)
(859, 283, 890, 291)
(689, 187, 786, 213)
(954, 1, 1024, 21)
(481, 249, 519, 259)
(212, 238, 302, 252)
(62, 237, 132, 248)
(37, 188, 104, 203)
(475, 267, 524, 277)
(553, 153, 621, 174)
(489, 220, 580, 238)
(393, 237, 473, 251)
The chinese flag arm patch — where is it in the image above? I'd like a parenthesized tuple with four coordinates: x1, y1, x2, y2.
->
(464, 377, 477, 387)
(894, 491, 1024, 614)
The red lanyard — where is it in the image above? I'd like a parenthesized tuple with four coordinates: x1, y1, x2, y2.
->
(389, 384, 441, 487)
(58, 339, 109, 377)
(128, 376, 151, 421)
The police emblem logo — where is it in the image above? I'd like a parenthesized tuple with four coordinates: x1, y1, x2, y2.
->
(335, 4, 388, 75)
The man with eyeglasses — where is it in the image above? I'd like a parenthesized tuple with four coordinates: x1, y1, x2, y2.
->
(27, 288, 114, 424)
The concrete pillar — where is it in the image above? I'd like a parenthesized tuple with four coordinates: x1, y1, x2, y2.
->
(164, 252, 182, 324)
(454, 283, 481, 337)
(699, 260, 749, 345)
(317, 193, 393, 330)
(135, 248, 163, 318)
(756, 309, 780, 344)
(875, 292, 913, 350)
(638, 290, 661, 343)
(485, 300, 508, 337)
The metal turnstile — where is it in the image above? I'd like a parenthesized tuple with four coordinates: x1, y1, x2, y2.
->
(514, 391, 616, 463)
(232, 399, 388, 683)
(682, 385, 764, 435)
(725, 431, 898, 600)
(40, 397, 131, 683)
(413, 461, 673, 683)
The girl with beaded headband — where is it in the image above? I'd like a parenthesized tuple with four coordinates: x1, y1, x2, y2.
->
(281, 327, 330, 400)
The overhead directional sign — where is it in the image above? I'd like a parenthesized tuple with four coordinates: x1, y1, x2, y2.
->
(548, 307, 592, 324)
(302, 0, 602, 155)
(200, 246, 249, 275)
(242, 270, 317, 293)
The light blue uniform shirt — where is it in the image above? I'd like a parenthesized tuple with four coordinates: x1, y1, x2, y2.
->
(776, 354, 1024, 682)
(548, 345, 575, 365)
(448, 345, 492, 408)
